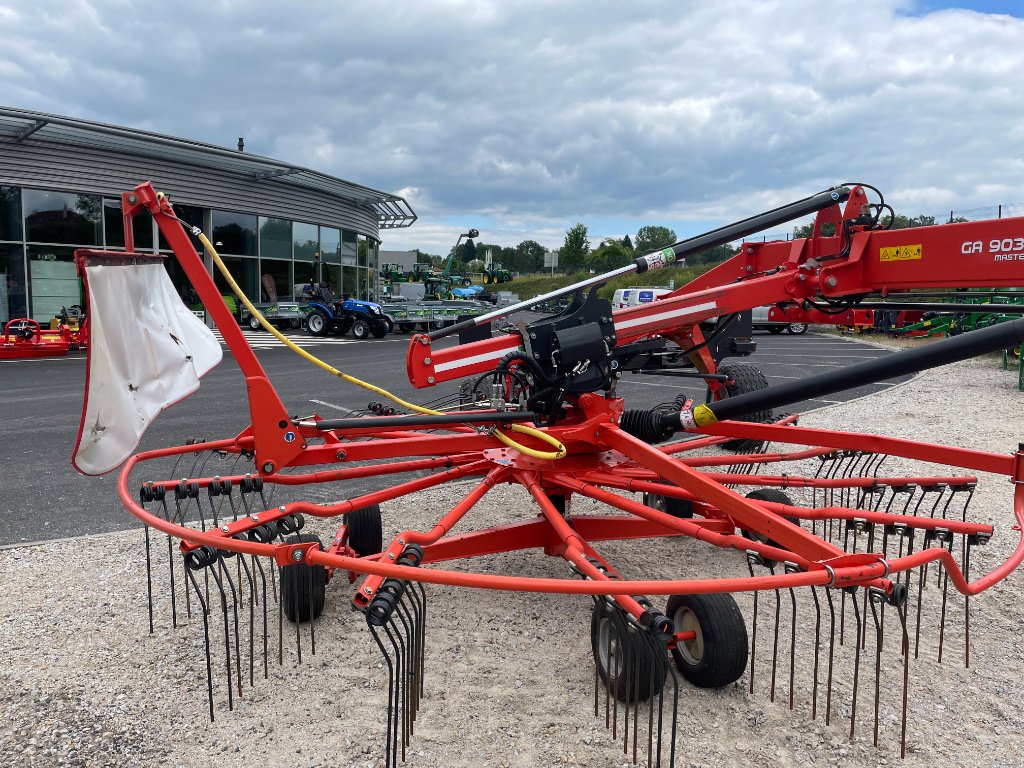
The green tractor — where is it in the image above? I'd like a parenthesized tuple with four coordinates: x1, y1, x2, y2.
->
(379, 263, 408, 282)
(482, 262, 513, 284)
(407, 263, 436, 282)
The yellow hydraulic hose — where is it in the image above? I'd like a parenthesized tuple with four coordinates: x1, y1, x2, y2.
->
(194, 231, 565, 460)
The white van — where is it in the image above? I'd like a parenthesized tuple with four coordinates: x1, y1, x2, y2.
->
(612, 287, 672, 310)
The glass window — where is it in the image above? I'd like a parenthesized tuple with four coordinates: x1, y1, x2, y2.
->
(214, 256, 259, 319)
(293, 222, 319, 262)
(212, 210, 256, 256)
(0, 186, 22, 242)
(321, 263, 341, 298)
(357, 234, 368, 267)
(27, 245, 81, 321)
(258, 259, 292, 303)
(0, 243, 27, 323)
(342, 230, 357, 266)
(158, 204, 205, 251)
(320, 226, 341, 264)
(259, 217, 291, 259)
(104, 198, 154, 250)
(342, 266, 358, 299)
(24, 189, 101, 245)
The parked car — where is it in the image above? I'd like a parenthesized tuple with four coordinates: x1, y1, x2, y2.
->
(752, 304, 808, 334)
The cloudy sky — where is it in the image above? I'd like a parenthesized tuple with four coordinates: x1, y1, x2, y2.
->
(1, 0, 1022, 254)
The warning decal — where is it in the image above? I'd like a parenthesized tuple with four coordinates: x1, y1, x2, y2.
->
(880, 244, 923, 262)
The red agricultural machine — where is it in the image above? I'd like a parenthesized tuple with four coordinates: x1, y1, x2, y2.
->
(73, 182, 1024, 766)
(0, 313, 87, 360)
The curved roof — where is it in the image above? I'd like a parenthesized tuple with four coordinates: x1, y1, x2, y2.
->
(0, 105, 416, 229)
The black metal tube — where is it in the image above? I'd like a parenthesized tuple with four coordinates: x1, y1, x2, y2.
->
(635, 186, 852, 274)
(707, 317, 1024, 423)
(316, 411, 536, 431)
(427, 186, 852, 341)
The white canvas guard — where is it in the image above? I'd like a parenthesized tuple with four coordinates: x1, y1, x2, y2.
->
(72, 258, 222, 475)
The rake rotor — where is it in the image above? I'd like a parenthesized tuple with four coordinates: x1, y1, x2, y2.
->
(74, 181, 1024, 767)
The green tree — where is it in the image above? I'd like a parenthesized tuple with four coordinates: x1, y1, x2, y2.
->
(514, 240, 546, 272)
(589, 238, 633, 273)
(689, 243, 741, 265)
(634, 225, 676, 254)
(622, 234, 634, 251)
(561, 223, 590, 270)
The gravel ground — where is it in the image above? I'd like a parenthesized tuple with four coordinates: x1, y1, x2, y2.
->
(2, 353, 1023, 768)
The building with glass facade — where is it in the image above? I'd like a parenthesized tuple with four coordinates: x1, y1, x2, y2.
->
(0, 106, 416, 325)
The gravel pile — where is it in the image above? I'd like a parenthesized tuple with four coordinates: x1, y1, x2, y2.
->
(2, 355, 1023, 768)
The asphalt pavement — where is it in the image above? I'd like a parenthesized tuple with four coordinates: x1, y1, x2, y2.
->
(0, 322, 905, 546)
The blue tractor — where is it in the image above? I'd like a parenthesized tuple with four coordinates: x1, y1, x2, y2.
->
(304, 283, 390, 339)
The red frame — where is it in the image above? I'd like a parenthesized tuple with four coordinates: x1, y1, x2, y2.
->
(82, 181, 1024, 627)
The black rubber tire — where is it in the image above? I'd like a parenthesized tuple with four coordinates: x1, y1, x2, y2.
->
(740, 488, 799, 550)
(352, 319, 370, 339)
(787, 322, 808, 335)
(306, 310, 329, 337)
(347, 505, 383, 556)
(642, 486, 694, 518)
(398, 322, 416, 333)
(666, 592, 748, 688)
(767, 326, 784, 334)
(280, 533, 326, 623)
(248, 314, 263, 331)
(370, 321, 388, 338)
(591, 600, 667, 702)
(712, 364, 771, 451)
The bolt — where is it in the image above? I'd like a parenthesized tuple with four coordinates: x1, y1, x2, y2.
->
(127, 194, 138, 204)
(335, 450, 347, 460)
(291, 550, 304, 562)
(279, 505, 287, 512)
(427, 376, 435, 384)
(220, 525, 230, 533)
(387, 552, 396, 560)
(249, 514, 260, 522)
(398, 537, 405, 545)
(529, 332, 537, 339)
(262, 461, 275, 473)
(423, 357, 431, 365)
(746, 247, 754, 254)
(746, 265, 753, 272)
(826, 276, 838, 288)
(363, 586, 372, 594)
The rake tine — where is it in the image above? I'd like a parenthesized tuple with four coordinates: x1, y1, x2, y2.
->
(368, 622, 398, 768)
(746, 553, 760, 695)
(183, 560, 215, 721)
(768, 562, 781, 703)
(143, 524, 155, 634)
(964, 536, 975, 668)
(206, 555, 234, 711)
(810, 585, 822, 720)
(234, 550, 257, 688)
(163, 495, 180, 628)
(394, 594, 418, 741)
(784, 563, 798, 710)
(914, 543, 928, 659)
(861, 523, 875, 651)
(848, 588, 863, 741)
(400, 586, 423, 724)
(825, 586, 837, 726)
(248, 553, 270, 680)
(217, 554, 244, 700)
(869, 588, 885, 747)
(937, 532, 954, 664)
(895, 588, 911, 758)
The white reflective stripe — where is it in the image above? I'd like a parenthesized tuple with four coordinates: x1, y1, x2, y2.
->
(614, 300, 718, 333)
(434, 342, 521, 373)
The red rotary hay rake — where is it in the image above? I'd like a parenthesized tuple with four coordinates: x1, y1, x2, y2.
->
(72, 182, 1024, 766)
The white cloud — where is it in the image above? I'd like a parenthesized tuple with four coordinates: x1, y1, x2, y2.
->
(1, 0, 1022, 254)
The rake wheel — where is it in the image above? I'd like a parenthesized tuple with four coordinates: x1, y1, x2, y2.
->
(591, 600, 667, 702)
(666, 593, 748, 688)
(347, 504, 383, 556)
(280, 533, 326, 623)
(714, 363, 772, 452)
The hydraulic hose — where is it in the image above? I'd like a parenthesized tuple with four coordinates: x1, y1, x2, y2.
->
(191, 229, 565, 460)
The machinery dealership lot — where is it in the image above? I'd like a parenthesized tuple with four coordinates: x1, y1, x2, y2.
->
(1, 354, 1020, 768)
(0, 327, 903, 546)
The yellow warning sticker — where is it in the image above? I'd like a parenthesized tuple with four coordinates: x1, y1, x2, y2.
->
(880, 244, 922, 262)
